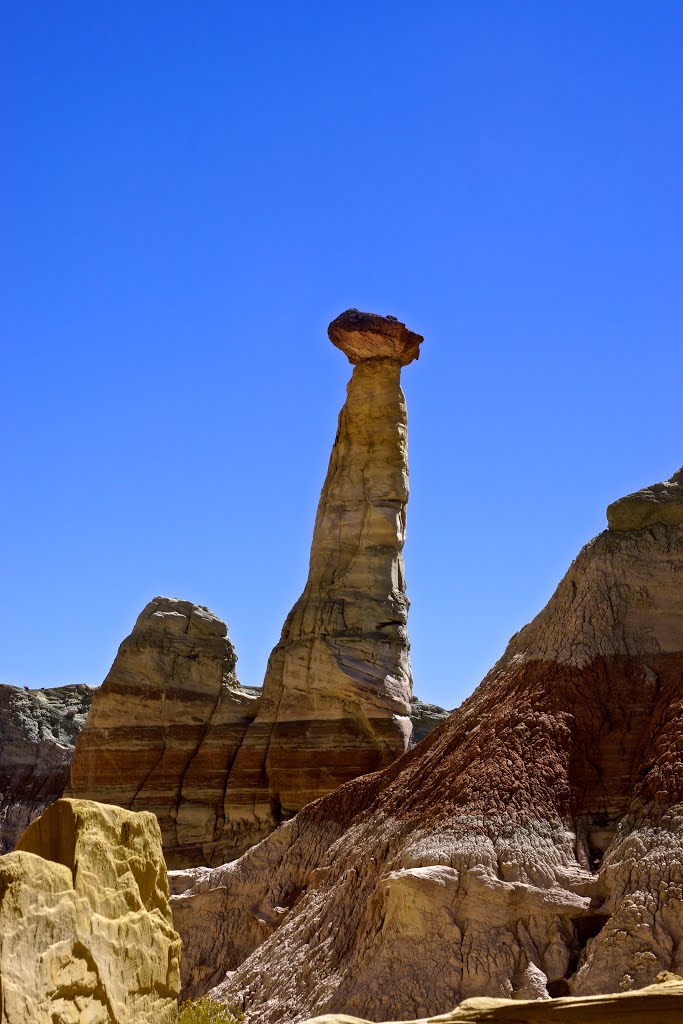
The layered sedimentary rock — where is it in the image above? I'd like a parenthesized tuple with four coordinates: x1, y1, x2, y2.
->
(172, 467, 683, 1023)
(302, 972, 683, 1023)
(68, 597, 260, 868)
(70, 310, 427, 866)
(0, 683, 94, 853)
(223, 310, 422, 840)
(0, 798, 180, 1023)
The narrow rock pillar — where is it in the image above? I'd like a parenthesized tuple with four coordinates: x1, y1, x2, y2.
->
(223, 310, 423, 833)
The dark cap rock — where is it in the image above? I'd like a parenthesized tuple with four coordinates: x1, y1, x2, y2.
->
(607, 467, 683, 531)
(328, 309, 423, 366)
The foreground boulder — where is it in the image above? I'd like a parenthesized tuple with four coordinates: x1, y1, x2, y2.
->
(172, 467, 683, 1023)
(302, 972, 683, 1022)
(0, 798, 180, 1023)
(0, 683, 94, 853)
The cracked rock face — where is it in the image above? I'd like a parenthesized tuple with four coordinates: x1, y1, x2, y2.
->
(0, 798, 180, 1023)
(0, 683, 94, 853)
(328, 309, 423, 365)
(172, 468, 683, 1023)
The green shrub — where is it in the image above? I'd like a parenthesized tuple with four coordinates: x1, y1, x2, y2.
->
(178, 995, 245, 1024)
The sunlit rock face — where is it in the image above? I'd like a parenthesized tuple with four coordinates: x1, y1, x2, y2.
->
(69, 310, 425, 867)
(172, 467, 683, 1024)
(0, 683, 94, 853)
(328, 308, 423, 365)
(0, 798, 180, 1024)
(300, 972, 683, 1023)
(607, 465, 683, 530)
(67, 597, 261, 868)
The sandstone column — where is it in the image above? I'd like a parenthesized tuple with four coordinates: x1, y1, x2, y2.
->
(221, 310, 423, 843)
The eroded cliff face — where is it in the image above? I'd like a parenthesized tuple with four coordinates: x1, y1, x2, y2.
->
(67, 597, 260, 868)
(0, 798, 180, 1023)
(0, 683, 94, 853)
(68, 310, 427, 868)
(172, 468, 683, 1023)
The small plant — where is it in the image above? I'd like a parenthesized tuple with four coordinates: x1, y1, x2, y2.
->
(178, 995, 245, 1024)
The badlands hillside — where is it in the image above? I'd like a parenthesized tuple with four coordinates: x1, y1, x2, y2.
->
(173, 462, 683, 1022)
(1, 310, 681, 1024)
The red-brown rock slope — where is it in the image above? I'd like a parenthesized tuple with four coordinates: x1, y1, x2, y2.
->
(172, 467, 683, 1023)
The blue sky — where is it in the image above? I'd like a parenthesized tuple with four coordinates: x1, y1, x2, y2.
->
(2, 2, 682, 709)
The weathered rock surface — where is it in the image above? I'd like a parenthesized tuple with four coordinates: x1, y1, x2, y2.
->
(409, 696, 451, 746)
(68, 597, 260, 868)
(223, 339, 417, 844)
(328, 308, 423, 365)
(302, 972, 683, 1022)
(70, 311, 426, 867)
(0, 683, 94, 853)
(0, 798, 180, 1023)
(607, 465, 683, 531)
(66, 594, 444, 870)
(172, 468, 683, 1023)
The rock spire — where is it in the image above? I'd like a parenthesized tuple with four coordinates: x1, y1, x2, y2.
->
(224, 311, 422, 832)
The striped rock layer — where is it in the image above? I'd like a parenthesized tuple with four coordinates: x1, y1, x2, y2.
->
(69, 313, 422, 867)
(224, 356, 414, 836)
(172, 468, 683, 1023)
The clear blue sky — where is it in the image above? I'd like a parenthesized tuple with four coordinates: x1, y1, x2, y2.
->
(2, 2, 682, 709)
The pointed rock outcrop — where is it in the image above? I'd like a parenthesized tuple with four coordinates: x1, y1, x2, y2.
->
(67, 597, 260, 867)
(172, 467, 683, 1023)
(223, 311, 421, 839)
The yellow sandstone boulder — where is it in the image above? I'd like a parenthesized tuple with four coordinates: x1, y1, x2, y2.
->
(0, 798, 181, 1023)
(301, 972, 683, 1022)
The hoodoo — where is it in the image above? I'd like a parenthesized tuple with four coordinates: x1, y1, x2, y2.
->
(173, 466, 683, 1023)
(68, 310, 425, 866)
(223, 309, 422, 832)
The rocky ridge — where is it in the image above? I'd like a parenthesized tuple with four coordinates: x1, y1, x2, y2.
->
(171, 467, 683, 1023)
(0, 683, 94, 853)
(0, 798, 180, 1023)
(302, 972, 683, 1022)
